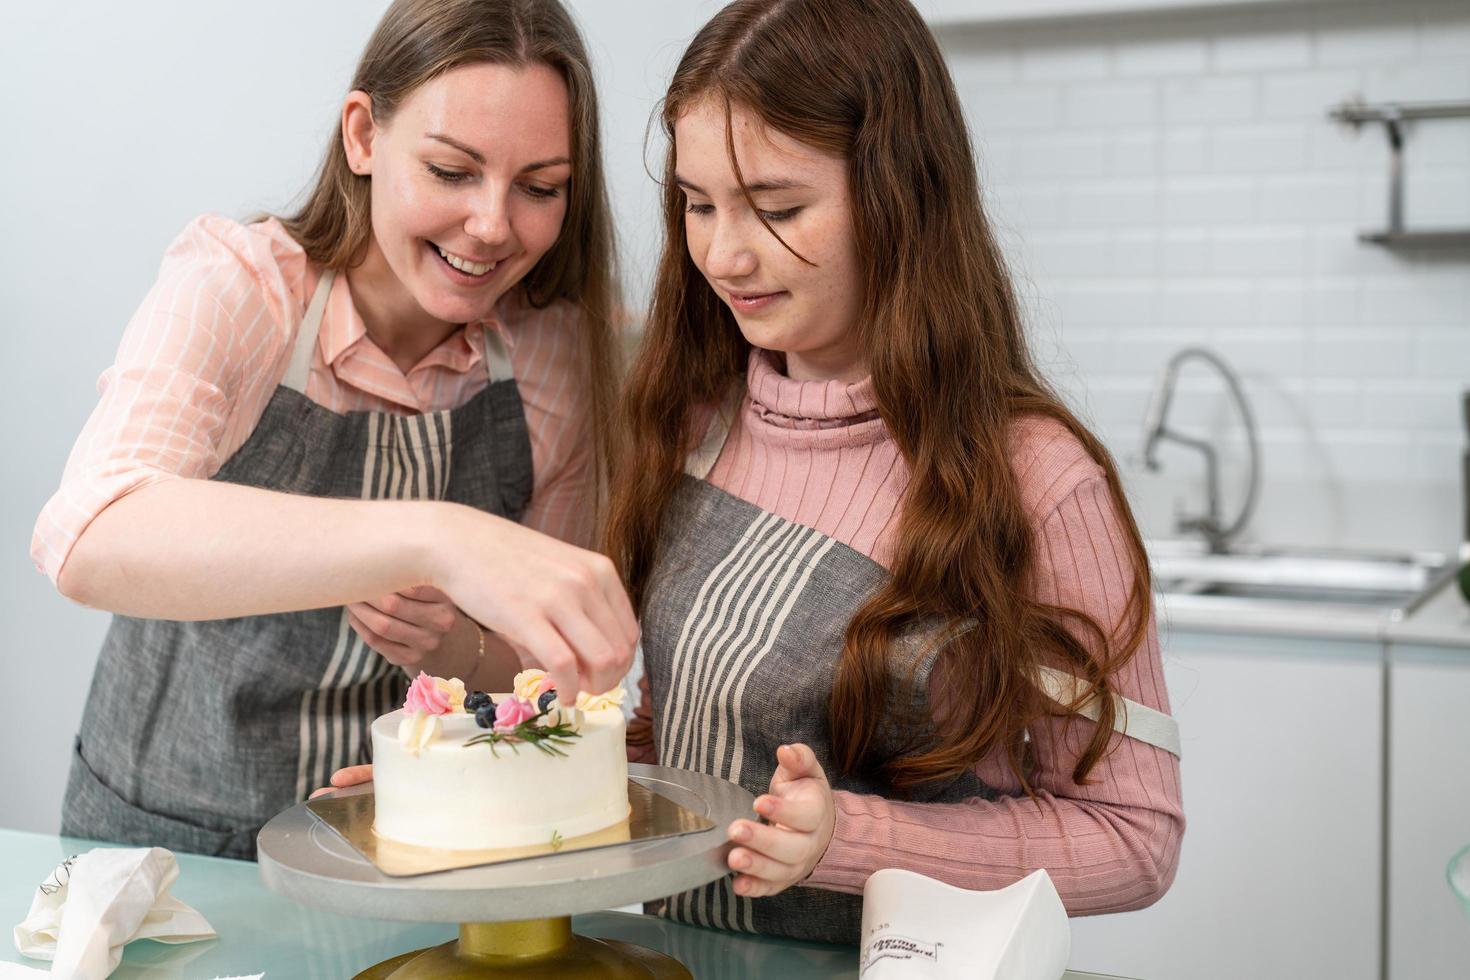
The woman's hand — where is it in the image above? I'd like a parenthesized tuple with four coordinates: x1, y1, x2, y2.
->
(308, 764, 374, 800)
(348, 586, 469, 676)
(429, 507, 639, 703)
(725, 743, 836, 898)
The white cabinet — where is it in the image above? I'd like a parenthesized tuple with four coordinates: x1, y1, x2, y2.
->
(1067, 628, 1383, 980)
(1386, 646, 1470, 980)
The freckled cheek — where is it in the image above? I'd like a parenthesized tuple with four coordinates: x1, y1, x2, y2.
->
(517, 202, 570, 258)
(683, 221, 712, 275)
(377, 174, 450, 243)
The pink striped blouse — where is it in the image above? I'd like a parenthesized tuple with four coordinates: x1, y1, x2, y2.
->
(31, 214, 596, 583)
(630, 349, 1184, 916)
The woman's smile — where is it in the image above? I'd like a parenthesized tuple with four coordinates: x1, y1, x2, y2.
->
(428, 240, 502, 284)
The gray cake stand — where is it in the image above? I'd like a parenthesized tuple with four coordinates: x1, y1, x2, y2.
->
(258, 764, 754, 979)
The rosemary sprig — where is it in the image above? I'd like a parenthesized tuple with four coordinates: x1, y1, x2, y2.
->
(462, 708, 582, 757)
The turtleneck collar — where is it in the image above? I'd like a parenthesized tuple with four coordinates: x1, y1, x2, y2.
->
(740, 348, 886, 446)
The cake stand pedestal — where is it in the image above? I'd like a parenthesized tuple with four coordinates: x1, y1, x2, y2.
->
(258, 764, 753, 979)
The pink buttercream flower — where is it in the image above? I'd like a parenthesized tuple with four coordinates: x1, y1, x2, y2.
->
(404, 672, 454, 716)
(493, 696, 538, 733)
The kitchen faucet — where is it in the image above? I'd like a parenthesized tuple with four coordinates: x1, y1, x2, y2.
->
(1138, 347, 1261, 553)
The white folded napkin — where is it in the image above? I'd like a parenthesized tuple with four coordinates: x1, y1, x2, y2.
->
(859, 868, 1070, 979)
(8, 847, 216, 979)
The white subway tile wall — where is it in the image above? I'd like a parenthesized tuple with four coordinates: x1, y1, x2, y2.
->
(939, 0, 1470, 548)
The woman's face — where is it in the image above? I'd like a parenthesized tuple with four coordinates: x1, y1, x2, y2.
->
(674, 100, 866, 382)
(344, 62, 572, 331)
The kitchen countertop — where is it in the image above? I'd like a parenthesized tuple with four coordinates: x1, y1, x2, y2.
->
(1157, 574, 1470, 647)
(1384, 575, 1470, 650)
(1156, 590, 1392, 642)
(0, 829, 1122, 978)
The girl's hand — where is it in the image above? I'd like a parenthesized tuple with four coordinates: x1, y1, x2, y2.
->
(431, 508, 640, 704)
(308, 764, 374, 800)
(725, 743, 836, 898)
(348, 586, 467, 675)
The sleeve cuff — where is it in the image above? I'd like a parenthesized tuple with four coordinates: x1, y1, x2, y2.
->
(800, 790, 867, 894)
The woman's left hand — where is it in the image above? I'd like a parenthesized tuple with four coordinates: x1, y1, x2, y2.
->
(347, 585, 470, 675)
(726, 743, 836, 898)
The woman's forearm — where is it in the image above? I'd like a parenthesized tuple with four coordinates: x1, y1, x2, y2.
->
(57, 478, 456, 620)
(59, 475, 638, 702)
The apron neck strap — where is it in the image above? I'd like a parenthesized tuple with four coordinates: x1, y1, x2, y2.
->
(684, 385, 743, 480)
(479, 323, 515, 384)
(282, 269, 516, 394)
(282, 269, 334, 394)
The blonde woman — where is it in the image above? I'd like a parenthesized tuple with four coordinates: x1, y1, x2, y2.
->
(32, 0, 636, 859)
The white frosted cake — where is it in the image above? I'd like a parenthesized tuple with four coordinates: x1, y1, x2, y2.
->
(371, 670, 630, 851)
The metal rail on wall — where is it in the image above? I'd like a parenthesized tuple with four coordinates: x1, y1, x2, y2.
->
(1328, 99, 1470, 248)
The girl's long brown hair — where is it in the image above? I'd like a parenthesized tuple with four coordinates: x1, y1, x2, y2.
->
(606, 0, 1153, 791)
(272, 0, 620, 501)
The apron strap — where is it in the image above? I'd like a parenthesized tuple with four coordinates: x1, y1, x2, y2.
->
(1033, 664, 1182, 758)
(480, 323, 515, 384)
(282, 269, 335, 394)
(684, 386, 743, 480)
(283, 269, 515, 393)
(680, 380, 1181, 758)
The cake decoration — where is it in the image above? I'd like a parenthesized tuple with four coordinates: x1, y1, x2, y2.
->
(463, 702, 582, 758)
(391, 671, 626, 755)
(492, 696, 538, 732)
(512, 667, 628, 713)
(404, 672, 466, 715)
(370, 671, 631, 850)
(512, 668, 555, 702)
(396, 711, 440, 757)
(574, 686, 627, 712)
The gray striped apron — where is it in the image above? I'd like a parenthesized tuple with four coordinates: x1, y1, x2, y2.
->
(61, 270, 533, 859)
(642, 397, 1182, 946)
(640, 403, 993, 947)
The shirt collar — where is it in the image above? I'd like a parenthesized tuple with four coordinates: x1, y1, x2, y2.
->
(317, 271, 505, 376)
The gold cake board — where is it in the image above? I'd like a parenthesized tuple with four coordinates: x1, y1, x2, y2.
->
(308, 781, 712, 877)
(354, 918, 690, 979)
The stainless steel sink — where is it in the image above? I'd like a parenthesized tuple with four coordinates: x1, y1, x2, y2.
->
(1148, 539, 1454, 619)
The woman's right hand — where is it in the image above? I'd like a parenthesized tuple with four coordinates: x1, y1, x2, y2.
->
(428, 505, 639, 704)
(309, 764, 374, 799)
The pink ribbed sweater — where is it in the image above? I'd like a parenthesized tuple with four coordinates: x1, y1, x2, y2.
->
(631, 349, 1184, 915)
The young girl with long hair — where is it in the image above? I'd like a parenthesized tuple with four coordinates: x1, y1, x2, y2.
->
(324, 0, 1182, 945)
(33, 0, 637, 859)
(607, 0, 1183, 943)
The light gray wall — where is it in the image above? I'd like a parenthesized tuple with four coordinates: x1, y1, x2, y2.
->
(0, 0, 718, 834)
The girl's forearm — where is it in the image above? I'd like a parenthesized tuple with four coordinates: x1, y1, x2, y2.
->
(431, 614, 524, 694)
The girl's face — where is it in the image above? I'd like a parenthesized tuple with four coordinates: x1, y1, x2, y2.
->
(674, 100, 866, 382)
(344, 62, 572, 332)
